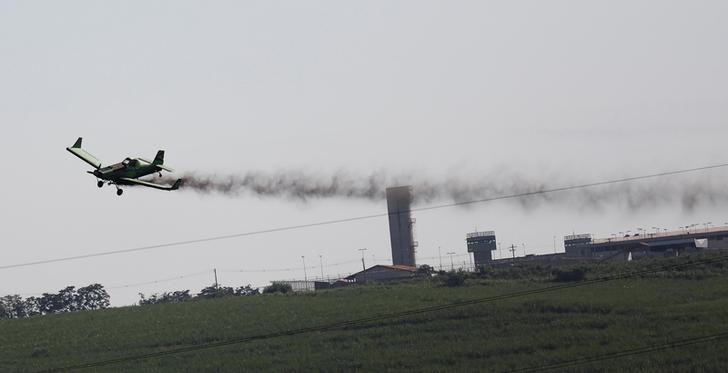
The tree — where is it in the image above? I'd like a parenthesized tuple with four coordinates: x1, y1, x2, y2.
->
(76, 284, 110, 310)
(57, 286, 78, 312)
(1, 283, 109, 318)
(23, 297, 41, 317)
(0, 295, 27, 319)
(37, 292, 62, 315)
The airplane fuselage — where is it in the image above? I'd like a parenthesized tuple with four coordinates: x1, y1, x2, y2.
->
(91, 158, 162, 184)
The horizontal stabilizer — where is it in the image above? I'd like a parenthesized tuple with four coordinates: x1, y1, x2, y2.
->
(118, 177, 183, 191)
(66, 137, 102, 169)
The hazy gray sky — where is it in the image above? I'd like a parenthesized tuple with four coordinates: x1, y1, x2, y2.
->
(1, 1, 727, 305)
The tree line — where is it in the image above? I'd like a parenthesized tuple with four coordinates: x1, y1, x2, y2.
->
(139, 284, 263, 305)
(0, 284, 110, 320)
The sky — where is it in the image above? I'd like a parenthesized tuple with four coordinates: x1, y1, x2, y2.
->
(1, 1, 727, 305)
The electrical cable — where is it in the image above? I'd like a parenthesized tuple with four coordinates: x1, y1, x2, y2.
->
(512, 330, 728, 372)
(40, 252, 728, 372)
(107, 270, 212, 289)
(3, 162, 727, 272)
(218, 258, 364, 274)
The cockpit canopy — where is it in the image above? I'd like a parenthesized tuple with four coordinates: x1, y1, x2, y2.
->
(122, 158, 137, 167)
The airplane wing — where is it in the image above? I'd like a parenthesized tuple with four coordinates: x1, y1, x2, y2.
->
(66, 137, 103, 169)
(139, 158, 174, 172)
(118, 177, 183, 191)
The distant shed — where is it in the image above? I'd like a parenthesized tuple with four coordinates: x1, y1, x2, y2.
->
(345, 265, 417, 284)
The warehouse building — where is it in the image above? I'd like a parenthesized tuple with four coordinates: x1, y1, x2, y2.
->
(564, 226, 728, 259)
(345, 265, 417, 284)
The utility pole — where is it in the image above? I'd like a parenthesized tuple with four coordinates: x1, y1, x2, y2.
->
(319, 255, 325, 280)
(438, 246, 443, 271)
(509, 244, 517, 260)
(358, 248, 368, 271)
(301, 255, 308, 283)
(213, 268, 219, 290)
(447, 252, 456, 271)
(358, 248, 368, 284)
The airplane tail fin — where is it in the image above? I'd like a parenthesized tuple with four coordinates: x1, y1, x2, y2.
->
(153, 150, 165, 165)
(171, 179, 183, 191)
(72, 137, 83, 148)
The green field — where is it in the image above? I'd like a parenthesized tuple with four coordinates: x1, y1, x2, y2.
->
(2, 253, 728, 372)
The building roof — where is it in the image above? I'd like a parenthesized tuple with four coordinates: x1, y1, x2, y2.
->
(379, 264, 417, 272)
(591, 226, 728, 245)
(345, 264, 417, 279)
(467, 231, 495, 239)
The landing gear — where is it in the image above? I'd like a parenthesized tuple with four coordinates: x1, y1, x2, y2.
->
(116, 188, 124, 196)
(97, 180, 104, 188)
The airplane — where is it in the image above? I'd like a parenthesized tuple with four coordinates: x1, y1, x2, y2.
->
(66, 137, 183, 196)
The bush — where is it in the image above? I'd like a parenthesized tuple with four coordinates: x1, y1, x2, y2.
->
(443, 270, 467, 287)
(139, 284, 261, 305)
(416, 264, 435, 277)
(139, 290, 192, 305)
(198, 286, 235, 299)
(553, 268, 587, 282)
(263, 282, 293, 294)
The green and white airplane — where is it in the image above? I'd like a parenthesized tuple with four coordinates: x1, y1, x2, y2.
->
(67, 137, 182, 196)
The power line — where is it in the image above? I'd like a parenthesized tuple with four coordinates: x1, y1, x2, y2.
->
(3, 162, 727, 272)
(107, 271, 212, 290)
(15, 258, 387, 297)
(10, 255, 467, 298)
(41, 253, 728, 372)
(218, 258, 363, 274)
(513, 331, 728, 372)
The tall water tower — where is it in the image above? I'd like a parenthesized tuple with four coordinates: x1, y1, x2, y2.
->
(386, 186, 417, 267)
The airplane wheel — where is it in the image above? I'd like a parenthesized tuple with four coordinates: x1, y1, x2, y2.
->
(97, 181, 104, 188)
(117, 189, 124, 196)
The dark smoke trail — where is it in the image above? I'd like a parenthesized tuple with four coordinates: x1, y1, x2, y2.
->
(157, 169, 728, 211)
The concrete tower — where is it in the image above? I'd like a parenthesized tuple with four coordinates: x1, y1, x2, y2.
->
(386, 186, 416, 267)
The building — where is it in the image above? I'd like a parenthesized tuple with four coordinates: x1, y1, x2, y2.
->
(386, 186, 417, 267)
(345, 265, 417, 284)
(564, 226, 728, 259)
(270, 280, 344, 292)
(564, 234, 594, 257)
(466, 231, 497, 267)
(269, 280, 317, 292)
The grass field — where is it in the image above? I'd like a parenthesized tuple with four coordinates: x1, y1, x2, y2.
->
(2, 253, 728, 372)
